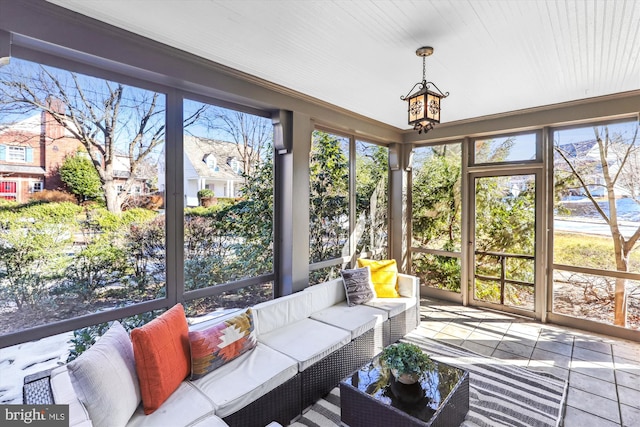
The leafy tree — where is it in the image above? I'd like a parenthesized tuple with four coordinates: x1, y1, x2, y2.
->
(59, 152, 102, 202)
(309, 131, 349, 264)
(412, 145, 461, 251)
(227, 145, 274, 276)
(355, 143, 388, 256)
(412, 145, 462, 291)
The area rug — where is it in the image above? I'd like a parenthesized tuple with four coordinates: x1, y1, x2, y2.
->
(289, 332, 568, 427)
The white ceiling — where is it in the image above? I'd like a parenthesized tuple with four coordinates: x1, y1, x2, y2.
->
(47, 0, 640, 130)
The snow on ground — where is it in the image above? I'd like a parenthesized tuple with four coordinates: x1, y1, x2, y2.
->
(0, 309, 238, 405)
(0, 331, 73, 404)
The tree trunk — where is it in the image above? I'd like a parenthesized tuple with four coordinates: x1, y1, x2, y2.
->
(612, 231, 628, 327)
(614, 277, 628, 327)
(103, 182, 121, 214)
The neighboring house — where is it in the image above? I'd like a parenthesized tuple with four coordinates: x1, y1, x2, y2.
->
(180, 135, 247, 207)
(0, 106, 150, 202)
(0, 110, 80, 201)
(555, 139, 629, 198)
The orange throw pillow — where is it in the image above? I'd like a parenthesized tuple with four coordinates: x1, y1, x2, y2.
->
(131, 303, 190, 414)
(356, 258, 400, 298)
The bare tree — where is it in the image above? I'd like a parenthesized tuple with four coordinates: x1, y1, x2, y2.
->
(555, 124, 640, 326)
(200, 108, 272, 177)
(0, 61, 209, 212)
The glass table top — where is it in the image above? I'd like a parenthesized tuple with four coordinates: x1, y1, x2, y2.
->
(341, 354, 467, 422)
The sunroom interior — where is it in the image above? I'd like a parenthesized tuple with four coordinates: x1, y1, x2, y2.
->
(1, 0, 640, 425)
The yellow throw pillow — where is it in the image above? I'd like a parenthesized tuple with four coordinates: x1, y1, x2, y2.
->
(356, 258, 399, 298)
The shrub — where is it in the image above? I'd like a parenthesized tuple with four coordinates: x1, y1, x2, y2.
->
(30, 190, 77, 204)
(62, 239, 129, 301)
(67, 310, 161, 362)
(125, 215, 165, 294)
(0, 208, 74, 308)
(59, 153, 102, 202)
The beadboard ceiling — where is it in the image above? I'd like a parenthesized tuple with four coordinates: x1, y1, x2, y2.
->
(47, 0, 640, 130)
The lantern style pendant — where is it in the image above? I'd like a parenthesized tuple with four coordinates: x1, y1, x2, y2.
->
(401, 47, 449, 134)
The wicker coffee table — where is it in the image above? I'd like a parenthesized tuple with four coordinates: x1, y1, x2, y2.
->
(340, 350, 469, 427)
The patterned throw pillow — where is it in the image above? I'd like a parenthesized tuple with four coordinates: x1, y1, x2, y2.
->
(189, 308, 257, 380)
(341, 266, 376, 306)
(357, 258, 400, 298)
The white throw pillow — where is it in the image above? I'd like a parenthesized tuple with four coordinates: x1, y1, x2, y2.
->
(67, 321, 141, 427)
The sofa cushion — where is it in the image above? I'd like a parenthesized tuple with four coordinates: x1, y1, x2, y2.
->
(365, 296, 416, 317)
(67, 321, 140, 427)
(398, 273, 419, 298)
(191, 343, 298, 418)
(258, 318, 351, 371)
(189, 308, 257, 380)
(190, 415, 230, 427)
(252, 291, 312, 336)
(340, 266, 376, 306)
(310, 302, 387, 340)
(304, 278, 346, 313)
(356, 258, 400, 298)
(126, 381, 216, 427)
(131, 304, 190, 414)
(50, 366, 93, 427)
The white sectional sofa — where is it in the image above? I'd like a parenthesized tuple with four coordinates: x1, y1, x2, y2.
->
(23, 273, 419, 427)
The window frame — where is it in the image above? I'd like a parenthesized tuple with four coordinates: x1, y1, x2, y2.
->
(6, 146, 26, 162)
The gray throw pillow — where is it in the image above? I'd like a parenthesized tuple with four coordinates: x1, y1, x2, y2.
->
(341, 266, 375, 306)
(67, 320, 141, 427)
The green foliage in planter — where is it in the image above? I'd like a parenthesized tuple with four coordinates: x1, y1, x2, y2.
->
(197, 188, 215, 200)
(380, 342, 434, 377)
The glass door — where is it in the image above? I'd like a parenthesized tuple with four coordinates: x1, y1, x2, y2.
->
(470, 172, 540, 316)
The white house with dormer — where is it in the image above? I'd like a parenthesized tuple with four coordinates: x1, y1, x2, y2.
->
(157, 136, 248, 207)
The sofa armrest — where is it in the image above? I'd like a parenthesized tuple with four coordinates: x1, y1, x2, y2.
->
(23, 368, 54, 404)
(397, 273, 419, 298)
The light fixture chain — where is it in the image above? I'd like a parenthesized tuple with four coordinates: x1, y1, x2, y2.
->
(422, 55, 426, 83)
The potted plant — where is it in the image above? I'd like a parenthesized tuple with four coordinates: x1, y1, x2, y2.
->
(197, 188, 216, 207)
(380, 342, 434, 384)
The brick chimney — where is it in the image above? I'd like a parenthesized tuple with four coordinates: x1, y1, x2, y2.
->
(41, 97, 81, 191)
(41, 96, 66, 141)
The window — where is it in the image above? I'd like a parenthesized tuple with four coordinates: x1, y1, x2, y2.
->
(309, 130, 350, 283)
(552, 119, 640, 329)
(0, 181, 17, 194)
(229, 158, 242, 174)
(182, 98, 274, 313)
(0, 57, 167, 335)
(0, 145, 34, 163)
(411, 143, 462, 292)
(473, 133, 538, 164)
(355, 140, 388, 259)
(7, 146, 26, 162)
(31, 182, 43, 193)
(204, 154, 218, 171)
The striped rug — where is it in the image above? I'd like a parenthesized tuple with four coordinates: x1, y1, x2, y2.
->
(289, 332, 568, 427)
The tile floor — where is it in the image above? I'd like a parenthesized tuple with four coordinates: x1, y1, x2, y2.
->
(418, 298, 640, 427)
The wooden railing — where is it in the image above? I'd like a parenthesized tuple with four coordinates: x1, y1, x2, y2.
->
(474, 250, 534, 305)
